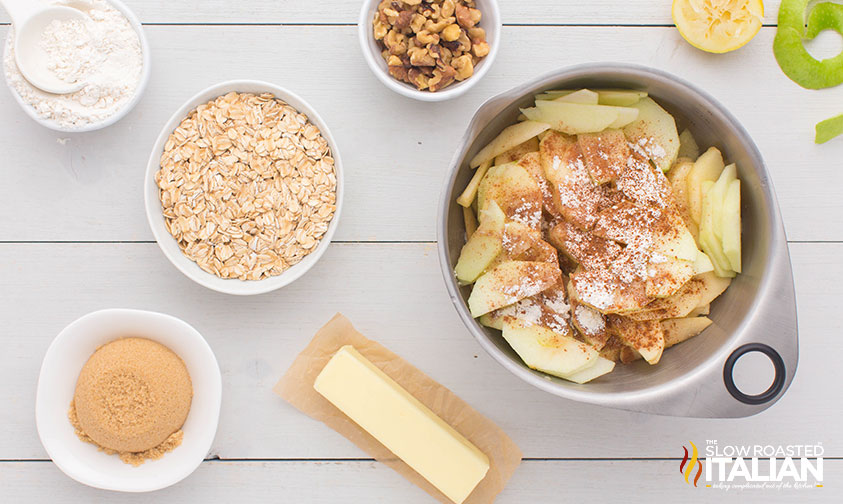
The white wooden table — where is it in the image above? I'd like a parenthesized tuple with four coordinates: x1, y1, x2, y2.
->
(1, 1, 840, 501)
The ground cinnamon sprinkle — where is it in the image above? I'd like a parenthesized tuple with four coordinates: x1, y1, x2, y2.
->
(69, 337, 192, 466)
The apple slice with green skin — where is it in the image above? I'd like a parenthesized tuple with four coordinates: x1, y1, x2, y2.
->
(661, 316, 713, 348)
(678, 129, 700, 160)
(622, 97, 680, 173)
(455, 201, 506, 283)
(502, 318, 599, 377)
(816, 112, 843, 144)
(722, 179, 742, 272)
(687, 147, 725, 224)
(553, 89, 599, 104)
(560, 356, 615, 384)
(468, 261, 561, 317)
(469, 121, 551, 168)
(522, 101, 639, 135)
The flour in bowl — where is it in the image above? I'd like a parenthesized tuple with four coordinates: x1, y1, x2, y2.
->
(3, 0, 143, 129)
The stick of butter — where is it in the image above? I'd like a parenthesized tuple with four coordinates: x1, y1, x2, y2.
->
(314, 345, 490, 504)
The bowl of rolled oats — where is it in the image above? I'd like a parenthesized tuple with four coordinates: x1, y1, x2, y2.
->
(358, 0, 501, 101)
(144, 81, 343, 295)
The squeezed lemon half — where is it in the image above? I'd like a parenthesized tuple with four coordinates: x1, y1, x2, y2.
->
(673, 0, 764, 53)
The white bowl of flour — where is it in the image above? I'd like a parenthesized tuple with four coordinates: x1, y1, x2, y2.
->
(2, 0, 150, 132)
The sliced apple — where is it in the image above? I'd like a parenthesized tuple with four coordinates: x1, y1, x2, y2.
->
(695, 271, 733, 306)
(699, 180, 735, 278)
(622, 97, 680, 173)
(609, 106, 641, 128)
(569, 300, 610, 350)
(495, 136, 540, 165)
(516, 151, 559, 218)
(468, 261, 561, 317)
(661, 316, 713, 348)
(687, 147, 725, 224)
(553, 89, 599, 104)
(607, 315, 665, 364)
(651, 218, 700, 262)
(688, 304, 710, 317)
(577, 129, 630, 184)
(666, 158, 699, 239)
(692, 250, 715, 274)
(645, 258, 694, 298)
(502, 318, 599, 377)
(560, 356, 615, 384)
(502, 220, 542, 256)
(678, 129, 700, 160)
(722, 179, 741, 273)
(522, 101, 639, 135)
(469, 121, 551, 168)
(457, 159, 492, 207)
(709, 164, 737, 243)
(626, 277, 704, 320)
(479, 311, 505, 330)
(463, 205, 478, 239)
(478, 163, 543, 228)
(455, 201, 506, 283)
(595, 89, 647, 106)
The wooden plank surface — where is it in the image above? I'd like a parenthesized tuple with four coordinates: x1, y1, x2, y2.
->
(1, 0, 839, 500)
(0, 459, 834, 502)
(0, 1, 788, 26)
(0, 242, 837, 460)
(1, 25, 841, 243)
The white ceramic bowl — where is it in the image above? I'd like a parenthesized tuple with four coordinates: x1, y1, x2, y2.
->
(358, 0, 501, 102)
(35, 309, 222, 492)
(144, 80, 344, 296)
(2, 0, 151, 133)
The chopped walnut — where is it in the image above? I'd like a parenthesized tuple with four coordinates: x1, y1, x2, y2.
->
(372, 0, 490, 92)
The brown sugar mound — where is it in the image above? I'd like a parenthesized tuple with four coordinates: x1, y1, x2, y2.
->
(70, 337, 192, 465)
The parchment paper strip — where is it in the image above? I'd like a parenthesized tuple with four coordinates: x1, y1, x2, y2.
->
(273, 313, 522, 504)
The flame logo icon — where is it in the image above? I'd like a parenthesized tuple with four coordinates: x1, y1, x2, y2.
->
(679, 441, 703, 487)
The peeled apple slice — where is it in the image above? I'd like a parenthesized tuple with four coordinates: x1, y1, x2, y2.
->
(722, 179, 742, 272)
(553, 89, 599, 104)
(673, 0, 764, 54)
(455, 201, 506, 283)
(687, 147, 725, 224)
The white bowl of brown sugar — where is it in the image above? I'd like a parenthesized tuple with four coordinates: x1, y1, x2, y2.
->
(144, 80, 343, 296)
(35, 309, 222, 492)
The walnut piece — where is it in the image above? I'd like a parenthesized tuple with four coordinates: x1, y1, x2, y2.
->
(372, 0, 490, 92)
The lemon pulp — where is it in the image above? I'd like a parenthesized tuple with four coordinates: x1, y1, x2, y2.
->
(673, 0, 764, 53)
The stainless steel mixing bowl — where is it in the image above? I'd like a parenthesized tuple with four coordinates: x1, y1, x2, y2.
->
(437, 64, 798, 418)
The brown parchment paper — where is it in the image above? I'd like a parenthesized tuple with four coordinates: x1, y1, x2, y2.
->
(273, 313, 522, 504)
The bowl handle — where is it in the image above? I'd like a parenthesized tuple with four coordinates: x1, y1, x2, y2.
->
(722, 343, 787, 405)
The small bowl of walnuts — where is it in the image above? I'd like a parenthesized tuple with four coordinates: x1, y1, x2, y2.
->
(144, 80, 343, 296)
(359, 0, 501, 101)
